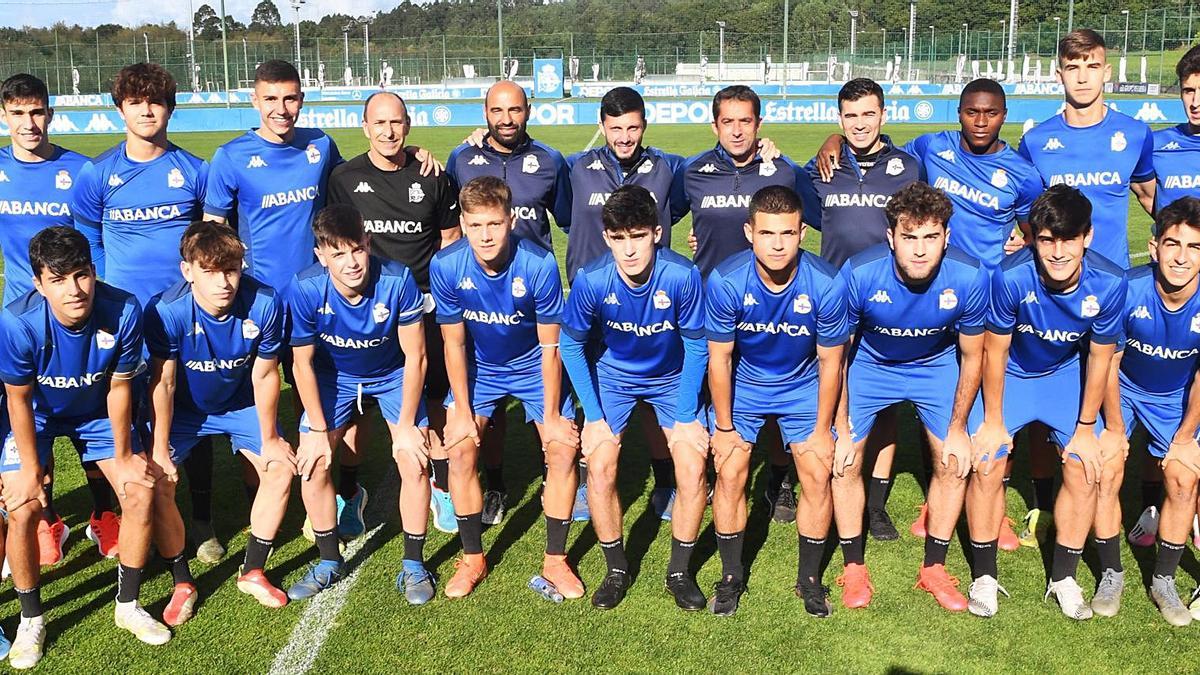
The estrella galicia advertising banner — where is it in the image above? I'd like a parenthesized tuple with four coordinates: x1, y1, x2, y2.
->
(533, 58, 564, 99)
(23, 97, 1181, 135)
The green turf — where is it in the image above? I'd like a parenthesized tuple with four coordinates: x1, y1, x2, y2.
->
(6, 123, 1179, 673)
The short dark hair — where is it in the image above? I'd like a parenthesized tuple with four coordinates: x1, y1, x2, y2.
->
(362, 90, 407, 120)
(1155, 197, 1200, 238)
(712, 85, 760, 120)
(30, 226, 91, 278)
(600, 86, 645, 121)
(1059, 29, 1106, 63)
(959, 78, 1006, 108)
(312, 204, 366, 248)
(112, 63, 176, 112)
(180, 221, 244, 270)
(1177, 45, 1200, 85)
(459, 176, 512, 214)
(1028, 184, 1092, 239)
(838, 78, 884, 111)
(886, 182, 953, 231)
(748, 185, 802, 223)
(1, 74, 49, 109)
(255, 59, 301, 86)
(601, 185, 657, 232)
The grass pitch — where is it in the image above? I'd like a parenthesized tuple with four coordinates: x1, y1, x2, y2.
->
(5, 123, 1179, 674)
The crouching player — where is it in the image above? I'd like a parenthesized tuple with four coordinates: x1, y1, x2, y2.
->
(0, 227, 179, 667)
(561, 185, 709, 611)
(968, 185, 1126, 620)
(145, 221, 295, 610)
(1100, 197, 1200, 625)
(833, 182, 988, 612)
(430, 176, 581, 600)
(706, 185, 848, 617)
(287, 204, 430, 601)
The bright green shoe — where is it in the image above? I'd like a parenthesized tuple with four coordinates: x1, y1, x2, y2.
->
(1019, 508, 1052, 548)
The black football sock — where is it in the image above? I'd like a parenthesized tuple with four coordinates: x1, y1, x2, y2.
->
(403, 531, 426, 563)
(1094, 535, 1123, 573)
(798, 536, 826, 585)
(116, 564, 145, 603)
(866, 478, 891, 511)
(313, 527, 343, 564)
(716, 530, 745, 579)
(1032, 477, 1055, 511)
(1142, 480, 1164, 511)
(839, 534, 865, 565)
(243, 534, 273, 572)
(338, 464, 360, 501)
(485, 464, 506, 493)
(667, 537, 695, 576)
(924, 535, 951, 567)
(14, 586, 42, 618)
(1050, 543, 1083, 582)
(600, 537, 629, 574)
(457, 512, 484, 554)
(651, 458, 675, 490)
(184, 437, 214, 523)
(430, 458, 450, 492)
(970, 539, 998, 579)
(545, 515, 570, 555)
(1155, 539, 1187, 578)
(166, 550, 195, 585)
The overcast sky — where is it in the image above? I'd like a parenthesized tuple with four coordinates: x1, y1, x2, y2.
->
(1, 0, 397, 29)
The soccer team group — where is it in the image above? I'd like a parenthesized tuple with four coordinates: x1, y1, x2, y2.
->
(0, 24, 1195, 666)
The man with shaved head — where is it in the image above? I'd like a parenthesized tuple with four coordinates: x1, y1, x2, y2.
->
(445, 79, 578, 529)
(324, 92, 459, 567)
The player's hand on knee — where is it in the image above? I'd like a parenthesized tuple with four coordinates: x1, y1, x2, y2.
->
(711, 428, 747, 474)
(806, 428, 836, 468)
(262, 437, 298, 475)
(442, 409, 480, 452)
(832, 431, 855, 478)
(408, 146, 444, 176)
(581, 419, 617, 458)
(1098, 428, 1129, 464)
(542, 414, 580, 452)
(970, 420, 1011, 476)
(1064, 430, 1102, 485)
(151, 447, 179, 483)
(392, 425, 431, 470)
(942, 427, 973, 480)
(669, 420, 710, 457)
(464, 127, 487, 148)
(297, 431, 333, 481)
(1, 468, 46, 513)
(114, 454, 158, 498)
(1163, 437, 1200, 476)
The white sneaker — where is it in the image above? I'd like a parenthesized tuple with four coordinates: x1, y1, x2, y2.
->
(1045, 577, 1094, 620)
(114, 600, 172, 645)
(967, 575, 1009, 618)
(9, 616, 45, 670)
(1127, 506, 1159, 547)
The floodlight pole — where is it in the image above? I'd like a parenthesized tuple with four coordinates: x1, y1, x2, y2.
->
(906, 0, 915, 80)
(219, 0, 231, 106)
(291, 0, 304, 66)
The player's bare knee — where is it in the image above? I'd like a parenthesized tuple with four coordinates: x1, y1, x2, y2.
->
(1059, 459, 1096, 494)
(119, 484, 154, 521)
(447, 442, 479, 473)
(542, 441, 576, 474)
(1164, 462, 1199, 502)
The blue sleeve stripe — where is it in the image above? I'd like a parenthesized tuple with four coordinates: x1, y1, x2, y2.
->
(0, 372, 33, 386)
(705, 330, 735, 342)
(1091, 333, 1121, 345)
(817, 333, 850, 348)
(535, 312, 563, 325)
(289, 336, 317, 347)
(680, 327, 706, 340)
(562, 325, 590, 341)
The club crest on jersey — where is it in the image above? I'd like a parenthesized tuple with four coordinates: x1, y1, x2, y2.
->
(653, 289, 671, 309)
(408, 182, 425, 203)
(885, 157, 904, 176)
(990, 169, 1008, 189)
(55, 170, 72, 190)
(939, 288, 958, 310)
(96, 329, 116, 350)
(1081, 294, 1100, 318)
(638, 159, 654, 174)
(522, 155, 540, 174)
(242, 319, 260, 339)
(1192, 313, 1200, 334)
(793, 294, 812, 314)
(758, 160, 777, 177)
(1111, 131, 1127, 152)
(372, 302, 391, 323)
(167, 167, 185, 189)
(306, 144, 322, 164)
(512, 277, 527, 298)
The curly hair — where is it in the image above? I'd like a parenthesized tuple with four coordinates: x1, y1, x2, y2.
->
(111, 63, 176, 111)
(886, 182, 953, 231)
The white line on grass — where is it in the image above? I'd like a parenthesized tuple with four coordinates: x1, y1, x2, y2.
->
(267, 469, 399, 675)
(1131, 251, 1151, 260)
(582, 126, 603, 152)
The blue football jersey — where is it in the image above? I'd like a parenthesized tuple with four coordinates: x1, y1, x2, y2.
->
(430, 236, 563, 373)
(1018, 111, 1155, 265)
(842, 243, 989, 365)
(670, 145, 819, 276)
(0, 145, 89, 305)
(145, 276, 283, 415)
(904, 131, 1042, 270)
(0, 282, 143, 418)
(563, 145, 685, 281)
(205, 128, 342, 292)
(1118, 264, 1200, 396)
(1152, 124, 1200, 211)
(705, 249, 849, 408)
(446, 137, 570, 251)
(562, 248, 705, 380)
(287, 256, 425, 380)
(71, 143, 208, 307)
(987, 248, 1126, 376)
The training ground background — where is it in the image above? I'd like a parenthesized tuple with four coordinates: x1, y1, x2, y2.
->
(3, 122, 1184, 674)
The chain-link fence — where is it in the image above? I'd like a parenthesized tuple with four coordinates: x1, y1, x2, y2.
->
(6, 6, 1200, 96)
